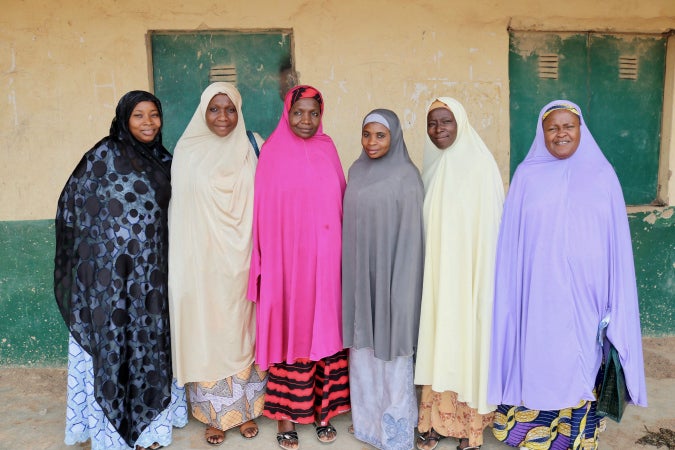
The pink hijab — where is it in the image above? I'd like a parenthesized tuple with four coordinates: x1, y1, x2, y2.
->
(248, 85, 346, 369)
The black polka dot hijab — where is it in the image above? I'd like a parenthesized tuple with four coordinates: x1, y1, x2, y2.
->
(110, 90, 163, 144)
(109, 90, 171, 176)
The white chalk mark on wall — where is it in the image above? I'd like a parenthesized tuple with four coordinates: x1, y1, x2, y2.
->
(94, 72, 117, 111)
(5, 47, 18, 127)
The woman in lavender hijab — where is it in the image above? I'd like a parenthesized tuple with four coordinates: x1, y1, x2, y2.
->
(488, 100, 647, 449)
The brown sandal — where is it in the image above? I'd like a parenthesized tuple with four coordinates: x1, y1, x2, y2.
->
(239, 419, 259, 439)
(205, 426, 225, 446)
(417, 428, 446, 450)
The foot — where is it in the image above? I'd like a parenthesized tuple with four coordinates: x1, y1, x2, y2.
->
(417, 428, 446, 450)
(205, 426, 225, 446)
(347, 424, 354, 434)
(315, 422, 337, 444)
(239, 419, 259, 439)
(277, 420, 299, 450)
(135, 444, 162, 450)
(458, 438, 482, 450)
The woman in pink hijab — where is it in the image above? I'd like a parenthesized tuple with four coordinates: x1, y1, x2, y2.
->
(248, 85, 350, 450)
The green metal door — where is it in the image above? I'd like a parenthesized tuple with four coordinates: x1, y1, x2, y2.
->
(150, 31, 294, 151)
(509, 31, 666, 205)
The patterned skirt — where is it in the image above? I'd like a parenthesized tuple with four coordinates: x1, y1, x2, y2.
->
(65, 334, 188, 450)
(263, 349, 351, 425)
(350, 347, 417, 450)
(417, 386, 494, 447)
(187, 364, 268, 431)
(492, 400, 602, 450)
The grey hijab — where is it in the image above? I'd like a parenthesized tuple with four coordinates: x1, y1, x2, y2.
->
(342, 109, 425, 360)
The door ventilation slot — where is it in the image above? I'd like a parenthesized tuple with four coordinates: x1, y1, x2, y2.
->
(619, 56, 638, 80)
(209, 65, 238, 84)
(538, 54, 559, 79)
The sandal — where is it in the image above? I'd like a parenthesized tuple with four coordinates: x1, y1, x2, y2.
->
(205, 426, 225, 446)
(239, 419, 259, 439)
(276, 430, 299, 450)
(457, 437, 481, 450)
(417, 428, 446, 450)
(135, 444, 162, 450)
(315, 423, 337, 444)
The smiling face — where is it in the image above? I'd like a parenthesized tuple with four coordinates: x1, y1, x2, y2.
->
(128, 101, 161, 144)
(205, 93, 239, 137)
(542, 109, 581, 159)
(362, 122, 391, 159)
(427, 107, 458, 150)
(288, 97, 321, 138)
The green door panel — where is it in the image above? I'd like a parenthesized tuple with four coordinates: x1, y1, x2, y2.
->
(509, 31, 588, 177)
(588, 34, 666, 205)
(151, 31, 293, 151)
(509, 32, 666, 205)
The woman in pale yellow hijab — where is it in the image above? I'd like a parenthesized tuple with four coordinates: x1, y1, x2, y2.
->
(414, 98, 504, 450)
(168, 82, 266, 446)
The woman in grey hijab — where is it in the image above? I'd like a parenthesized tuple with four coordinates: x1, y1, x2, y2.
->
(342, 109, 425, 450)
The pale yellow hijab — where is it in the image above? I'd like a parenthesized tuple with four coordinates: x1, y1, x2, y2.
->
(168, 82, 259, 385)
(414, 97, 503, 414)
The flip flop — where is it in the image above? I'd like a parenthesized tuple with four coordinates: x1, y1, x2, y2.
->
(417, 428, 446, 450)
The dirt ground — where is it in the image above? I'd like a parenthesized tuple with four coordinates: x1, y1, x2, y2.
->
(0, 337, 673, 450)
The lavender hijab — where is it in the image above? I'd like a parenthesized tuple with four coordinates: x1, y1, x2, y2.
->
(488, 100, 647, 410)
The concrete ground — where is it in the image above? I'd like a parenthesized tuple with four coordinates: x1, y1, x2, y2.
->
(1, 337, 673, 450)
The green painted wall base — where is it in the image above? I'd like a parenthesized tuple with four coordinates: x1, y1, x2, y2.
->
(0, 210, 673, 366)
(630, 208, 675, 336)
(0, 220, 67, 366)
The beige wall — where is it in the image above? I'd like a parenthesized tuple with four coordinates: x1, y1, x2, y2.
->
(2, 0, 674, 220)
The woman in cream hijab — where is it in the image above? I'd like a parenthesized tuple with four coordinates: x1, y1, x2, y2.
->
(414, 98, 504, 450)
(168, 82, 266, 446)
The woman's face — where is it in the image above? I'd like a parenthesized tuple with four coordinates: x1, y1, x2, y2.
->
(362, 122, 391, 159)
(205, 94, 238, 137)
(427, 107, 458, 150)
(289, 98, 321, 138)
(128, 101, 161, 144)
(542, 109, 581, 159)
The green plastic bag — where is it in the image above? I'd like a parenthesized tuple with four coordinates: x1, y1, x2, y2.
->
(596, 343, 627, 422)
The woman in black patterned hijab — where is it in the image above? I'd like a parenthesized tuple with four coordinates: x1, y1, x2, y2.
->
(54, 91, 187, 450)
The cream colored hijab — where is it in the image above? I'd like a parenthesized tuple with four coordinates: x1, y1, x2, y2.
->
(168, 82, 259, 385)
(414, 97, 504, 414)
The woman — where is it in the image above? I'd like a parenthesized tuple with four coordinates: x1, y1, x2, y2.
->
(414, 98, 504, 450)
(488, 100, 648, 449)
(247, 85, 350, 450)
(168, 82, 266, 446)
(342, 109, 424, 450)
(54, 90, 187, 450)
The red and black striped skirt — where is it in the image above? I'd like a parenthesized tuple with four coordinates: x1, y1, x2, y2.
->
(263, 349, 351, 425)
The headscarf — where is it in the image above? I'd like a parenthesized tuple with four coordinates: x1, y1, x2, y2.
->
(54, 91, 173, 446)
(247, 85, 346, 369)
(168, 82, 258, 385)
(413, 97, 504, 414)
(342, 109, 424, 361)
(488, 100, 647, 410)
